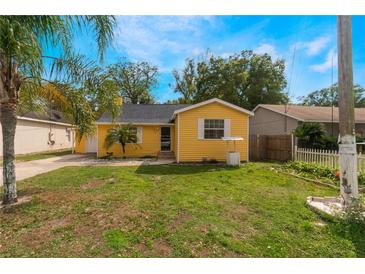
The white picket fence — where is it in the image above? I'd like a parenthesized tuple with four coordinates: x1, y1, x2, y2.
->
(294, 147, 365, 172)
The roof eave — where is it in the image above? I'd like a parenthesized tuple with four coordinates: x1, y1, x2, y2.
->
(253, 105, 304, 121)
(172, 98, 254, 119)
(95, 121, 175, 126)
(17, 116, 73, 127)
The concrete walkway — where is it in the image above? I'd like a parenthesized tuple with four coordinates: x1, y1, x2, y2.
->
(0, 154, 174, 186)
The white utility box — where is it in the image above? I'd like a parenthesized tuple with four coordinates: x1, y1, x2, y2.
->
(226, 151, 240, 166)
(222, 136, 243, 166)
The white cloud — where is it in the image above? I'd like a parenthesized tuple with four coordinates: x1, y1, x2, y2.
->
(254, 43, 279, 60)
(310, 48, 337, 73)
(114, 16, 217, 68)
(305, 36, 331, 56)
(293, 35, 331, 57)
(220, 52, 233, 59)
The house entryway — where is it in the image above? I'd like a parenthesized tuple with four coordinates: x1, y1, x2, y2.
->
(158, 126, 175, 161)
(160, 127, 171, 152)
(86, 135, 98, 153)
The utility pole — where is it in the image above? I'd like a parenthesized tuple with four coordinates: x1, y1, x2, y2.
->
(337, 15, 359, 206)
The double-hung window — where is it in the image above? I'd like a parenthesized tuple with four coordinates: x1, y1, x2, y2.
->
(128, 127, 138, 143)
(127, 127, 142, 144)
(204, 119, 224, 139)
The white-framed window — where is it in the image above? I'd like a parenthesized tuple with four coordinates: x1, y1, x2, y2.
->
(129, 127, 137, 143)
(127, 127, 142, 144)
(66, 128, 71, 142)
(198, 118, 230, 140)
(204, 119, 225, 139)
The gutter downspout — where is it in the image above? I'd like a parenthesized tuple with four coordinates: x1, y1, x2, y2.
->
(71, 128, 75, 154)
(177, 114, 180, 163)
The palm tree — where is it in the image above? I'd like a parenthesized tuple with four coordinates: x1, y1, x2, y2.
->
(104, 125, 138, 155)
(293, 122, 326, 148)
(0, 16, 116, 205)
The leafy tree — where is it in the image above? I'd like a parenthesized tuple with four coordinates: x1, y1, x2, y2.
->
(108, 59, 158, 104)
(301, 84, 365, 107)
(171, 50, 288, 110)
(165, 98, 192, 104)
(170, 59, 197, 104)
(293, 122, 326, 148)
(104, 125, 138, 154)
(80, 67, 121, 120)
(0, 16, 115, 205)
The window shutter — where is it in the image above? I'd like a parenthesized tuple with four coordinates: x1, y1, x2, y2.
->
(224, 119, 231, 137)
(137, 127, 143, 144)
(198, 119, 204, 140)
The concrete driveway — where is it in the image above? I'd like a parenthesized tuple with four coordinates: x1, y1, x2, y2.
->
(0, 154, 92, 186)
(0, 154, 174, 186)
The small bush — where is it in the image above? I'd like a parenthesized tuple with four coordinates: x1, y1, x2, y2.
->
(284, 161, 365, 186)
(321, 135, 338, 150)
(284, 161, 337, 181)
(359, 173, 365, 185)
(338, 198, 365, 243)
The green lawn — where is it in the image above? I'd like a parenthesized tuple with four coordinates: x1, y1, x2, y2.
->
(14, 149, 72, 162)
(1, 149, 71, 164)
(0, 162, 364, 257)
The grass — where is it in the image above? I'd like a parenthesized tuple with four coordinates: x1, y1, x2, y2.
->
(0, 162, 364, 258)
(13, 149, 72, 162)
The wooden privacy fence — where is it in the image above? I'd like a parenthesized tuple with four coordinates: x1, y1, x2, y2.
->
(250, 134, 294, 161)
(294, 147, 365, 172)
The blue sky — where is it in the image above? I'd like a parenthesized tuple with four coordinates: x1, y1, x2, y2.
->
(73, 16, 365, 103)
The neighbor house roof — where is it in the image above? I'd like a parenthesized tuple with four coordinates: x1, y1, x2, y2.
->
(254, 104, 365, 123)
(0, 109, 71, 126)
(19, 110, 70, 125)
(97, 104, 190, 124)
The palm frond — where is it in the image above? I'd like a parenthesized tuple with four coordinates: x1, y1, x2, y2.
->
(84, 16, 116, 62)
(47, 52, 97, 84)
(104, 125, 137, 152)
(0, 15, 116, 141)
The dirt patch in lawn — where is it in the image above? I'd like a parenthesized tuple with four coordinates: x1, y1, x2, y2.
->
(152, 238, 172, 257)
(168, 211, 193, 231)
(81, 179, 106, 190)
(22, 217, 71, 249)
(225, 204, 249, 220)
(38, 190, 83, 204)
(134, 242, 148, 254)
(47, 218, 71, 229)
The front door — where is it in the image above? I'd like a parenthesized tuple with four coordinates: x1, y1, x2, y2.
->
(160, 127, 171, 152)
(86, 135, 97, 153)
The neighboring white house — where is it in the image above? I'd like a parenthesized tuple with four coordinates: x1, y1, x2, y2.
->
(0, 110, 75, 156)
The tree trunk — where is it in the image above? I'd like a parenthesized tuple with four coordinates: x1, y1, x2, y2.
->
(1, 102, 18, 204)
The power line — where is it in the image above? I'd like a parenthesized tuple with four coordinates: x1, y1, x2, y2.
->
(284, 37, 298, 132)
(331, 51, 335, 136)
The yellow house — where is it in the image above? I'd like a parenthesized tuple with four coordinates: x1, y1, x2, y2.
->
(75, 98, 254, 162)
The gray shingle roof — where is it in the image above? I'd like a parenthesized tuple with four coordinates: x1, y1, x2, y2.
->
(97, 104, 191, 124)
(256, 104, 365, 123)
(20, 110, 70, 124)
(0, 107, 69, 124)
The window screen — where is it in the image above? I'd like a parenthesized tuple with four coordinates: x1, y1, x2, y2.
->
(204, 119, 224, 139)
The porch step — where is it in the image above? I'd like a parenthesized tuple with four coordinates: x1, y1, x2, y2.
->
(157, 151, 175, 160)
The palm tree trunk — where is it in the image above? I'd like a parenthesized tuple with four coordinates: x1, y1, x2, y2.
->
(1, 102, 17, 204)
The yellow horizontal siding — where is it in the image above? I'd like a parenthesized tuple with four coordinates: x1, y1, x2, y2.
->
(97, 124, 175, 158)
(75, 132, 87, 153)
(178, 102, 249, 162)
